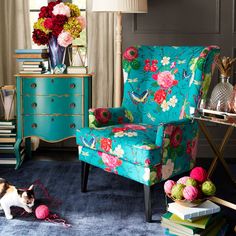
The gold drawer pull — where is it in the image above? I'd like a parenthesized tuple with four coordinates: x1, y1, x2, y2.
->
(31, 83, 37, 88)
(32, 102, 37, 108)
(70, 83, 76, 89)
(32, 123, 37, 128)
(70, 103, 76, 108)
(70, 123, 76, 129)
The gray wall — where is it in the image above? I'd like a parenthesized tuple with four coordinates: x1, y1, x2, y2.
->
(123, 0, 236, 158)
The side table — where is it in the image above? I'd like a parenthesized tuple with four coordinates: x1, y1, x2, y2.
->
(193, 115, 236, 184)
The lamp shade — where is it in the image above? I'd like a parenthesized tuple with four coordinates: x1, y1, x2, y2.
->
(92, 0, 148, 13)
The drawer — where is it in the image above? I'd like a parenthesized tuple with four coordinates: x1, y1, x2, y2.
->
(23, 95, 83, 115)
(22, 78, 83, 95)
(23, 115, 83, 141)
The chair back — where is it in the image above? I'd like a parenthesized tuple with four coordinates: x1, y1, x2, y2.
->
(122, 45, 219, 125)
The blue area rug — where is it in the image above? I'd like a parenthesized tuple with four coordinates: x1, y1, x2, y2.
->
(0, 160, 167, 236)
(0, 158, 235, 235)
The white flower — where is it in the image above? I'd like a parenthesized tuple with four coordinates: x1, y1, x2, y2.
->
(168, 95, 178, 107)
(143, 168, 150, 182)
(113, 145, 124, 158)
(161, 159, 174, 180)
(161, 100, 170, 112)
(161, 56, 170, 66)
(126, 132, 138, 137)
(114, 132, 125, 138)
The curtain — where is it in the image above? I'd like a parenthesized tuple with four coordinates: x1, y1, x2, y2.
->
(87, 0, 116, 107)
(0, 0, 31, 86)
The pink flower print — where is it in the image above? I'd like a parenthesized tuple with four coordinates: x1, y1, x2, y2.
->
(154, 89, 166, 104)
(170, 62, 176, 69)
(124, 124, 146, 130)
(98, 152, 122, 173)
(145, 159, 151, 166)
(164, 125, 174, 136)
(57, 31, 73, 47)
(123, 46, 138, 61)
(170, 127, 183, 148)
(150, 60, 158, 72)
(152, 71, 178, 90)
(179, 105, 186, 119)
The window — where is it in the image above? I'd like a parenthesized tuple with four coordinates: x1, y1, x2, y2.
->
(29, 0, 87, 49)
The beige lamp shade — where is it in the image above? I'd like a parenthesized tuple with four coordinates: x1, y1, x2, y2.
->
(92, 0, 148, 13)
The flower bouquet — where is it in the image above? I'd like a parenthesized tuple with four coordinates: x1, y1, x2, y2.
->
(32, 0, 86, 72)
(164, 167, 216, 207)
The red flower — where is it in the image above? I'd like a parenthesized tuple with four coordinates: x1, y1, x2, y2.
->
(100, 138, 112, 152)
(94, 108, 112, 124)
(112, 127, 128, 133)
(123, 47, 138, 61)
(186, 141, 191, 154)
(170, 127, 183, 148)
(51, 15, 68, 36)
(39, 6, 50, 18)
(32, 29, 50, 45)
(154, 89, 166, 104)
(118, 116, 124, 124)
(44, 18, 53, 30)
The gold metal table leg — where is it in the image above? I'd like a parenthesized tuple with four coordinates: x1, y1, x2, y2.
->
(198, 120, 235, 184)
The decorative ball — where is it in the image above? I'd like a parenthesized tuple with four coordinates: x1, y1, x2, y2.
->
(35, 205, 49, 219)
(190, 167, 208, 183)
(183, 186, 198, 201)
(164, 180, 176, 195)
(202, 181, 216, 196)
(171, 183, 185, 200)
(177, 176, 189, 185)
(186, 178, 198, 187)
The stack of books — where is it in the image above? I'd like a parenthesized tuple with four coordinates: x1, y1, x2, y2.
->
(0, 120, 17, 164)
(161, 200, 228, 236)
(14, 49, 49, 74)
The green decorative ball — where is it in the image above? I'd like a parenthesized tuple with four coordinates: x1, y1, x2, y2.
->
(186, 178, 198, 187)
(202, 181, 216, 196)
(171, 183, 185, 200)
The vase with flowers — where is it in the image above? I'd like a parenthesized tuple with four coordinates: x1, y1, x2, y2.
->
(210, 56, 236, 111)
(32, 1, 86, 73)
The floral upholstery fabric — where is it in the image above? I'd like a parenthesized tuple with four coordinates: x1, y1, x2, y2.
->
(76, 45, 220, 186)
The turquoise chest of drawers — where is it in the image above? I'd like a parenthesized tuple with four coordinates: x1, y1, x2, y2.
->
(15, 74, 92, 168)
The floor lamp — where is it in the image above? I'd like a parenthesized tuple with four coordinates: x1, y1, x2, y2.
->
(92, 0, 148, 107)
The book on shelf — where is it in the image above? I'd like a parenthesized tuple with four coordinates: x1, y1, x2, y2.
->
(16, 58, 48, 62)
(0, 121, 15, 126)
(14, 53, 49, 59)
(22, 64, 43, 68)
(0, 137, 16, 143)
(22, 67, 44, 71)
(0, 125, 15, 129)
(0, 130, 12, 133)
(0, 133, 16, 137)
(167, 200, 221, 220)
(15, 49, 48, 54)
(23, 61, 45, 65)
(19, 71, 46, 74)
(67, 66, 88, 74)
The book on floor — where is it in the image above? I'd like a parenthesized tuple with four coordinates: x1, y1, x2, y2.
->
(161, 212, 214, 229)
(167, 200, 221, 220)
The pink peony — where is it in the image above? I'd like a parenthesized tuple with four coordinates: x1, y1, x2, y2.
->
(123, 46, 138, 61)
(52, 3, 71, 17)
(57, 31, 73, 47)
(98, 152, 122, 173)
(77, 16, 86, 30)
(152, 71, 178, 90)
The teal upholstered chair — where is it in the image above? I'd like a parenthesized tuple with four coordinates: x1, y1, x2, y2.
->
(76, 45, 219, 222)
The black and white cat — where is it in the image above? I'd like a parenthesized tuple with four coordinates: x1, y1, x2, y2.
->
(0, 178, 35, 219)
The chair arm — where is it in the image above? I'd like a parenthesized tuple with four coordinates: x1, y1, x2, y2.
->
(89, 107, 133, 128)
(155, 120, 199, 163)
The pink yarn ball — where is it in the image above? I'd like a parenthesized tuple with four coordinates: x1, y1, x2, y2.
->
(183, 186, 198, 201)
(177, 176, 189, 185)
(35, 205, 49, 219)
(190, 167, 208, 183)
(164, 180, 176, 194)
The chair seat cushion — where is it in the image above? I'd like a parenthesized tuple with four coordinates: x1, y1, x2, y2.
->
(76, 123, 162, 167)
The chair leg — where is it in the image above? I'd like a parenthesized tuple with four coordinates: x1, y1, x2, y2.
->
(81, 161, 90, 193)
(144, 185, 152, 222)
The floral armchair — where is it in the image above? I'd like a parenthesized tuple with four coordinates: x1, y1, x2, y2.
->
(76, 45, 219, 222)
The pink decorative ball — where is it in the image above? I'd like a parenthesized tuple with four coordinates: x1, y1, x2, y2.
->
(164, 180, 176, 195)
(183, 186, 198, 201)
(190, 167, 208, 183)
(35, 205, 49, 219)
(177, 176, 189, 185)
